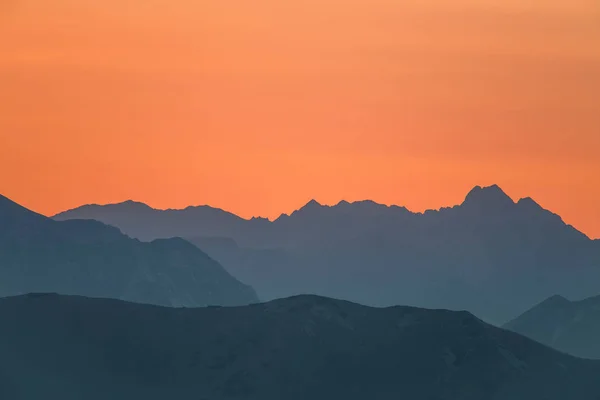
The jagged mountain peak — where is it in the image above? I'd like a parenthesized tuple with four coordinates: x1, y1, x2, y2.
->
(289, 199, 324, 216)
(303, 199, 323, 208)
(517, 196, 542, 208)
(462, 184, 515, 210)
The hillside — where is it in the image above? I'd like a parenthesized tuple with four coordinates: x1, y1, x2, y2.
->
(0, 194, 258, 307)
(1, 293, 600, 399)
(504, 294, 600, 359)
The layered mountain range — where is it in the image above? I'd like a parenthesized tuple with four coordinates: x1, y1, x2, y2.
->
(0, 194, 258, 307)
(2, 293, 600, 400)
(54, 185, 600, 323)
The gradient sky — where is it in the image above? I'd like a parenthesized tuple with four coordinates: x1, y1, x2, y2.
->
(1, 0, 599, 237)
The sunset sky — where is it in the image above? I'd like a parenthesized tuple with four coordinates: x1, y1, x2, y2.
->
(1, 0, 599, 237)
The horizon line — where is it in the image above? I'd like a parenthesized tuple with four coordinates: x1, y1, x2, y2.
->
(50, 184, 571, 226)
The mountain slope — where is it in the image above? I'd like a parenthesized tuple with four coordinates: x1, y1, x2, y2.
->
(504, 294, 600, 359)
(0, 194, 257, 306)
(1, 293, 600, 400)
(53, 185, 600, 323)
(54, 200, 269, 244)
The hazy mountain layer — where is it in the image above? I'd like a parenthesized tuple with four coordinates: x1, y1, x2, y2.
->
(504, 294, 600, 359)
(1, 293, 600, 400)
(54, 185, 600, 323)
(0, 194, 258, 307)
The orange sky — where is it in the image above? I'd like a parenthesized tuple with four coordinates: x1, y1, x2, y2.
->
(1, 0, 599, 237)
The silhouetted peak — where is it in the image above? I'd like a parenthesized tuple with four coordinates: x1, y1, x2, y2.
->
(182, 204, 219, 212)
(274, 213, 290, 221)
(335, 199, 401, 211)
(334, 199, 377, 209)
(285, 199, 325, 219)
(352, 200, 379, 207)
(339, 200, 408, 216)
(305, 199, 322, 207)
(515, 197, 590, 239)
(462, 185, 514, 210)
(538, 294, 571, 308)
(296, 199, 323, 213)
(99, 200, 153, 213)
(165, 204, 247, 222)
(0, 194, 25, 211)
(0, 194, 47, 222)
(73, 200, 152, 212)
(120, 200, 151, 208)
(0, 194, 19, 212)
(517, 197, 543, 210)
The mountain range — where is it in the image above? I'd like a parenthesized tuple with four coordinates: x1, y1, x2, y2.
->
(504, 293, 600, 359)
(2, 292, 600, 400)
(0, 194, 257, 307)
(54, 185, 600, 324)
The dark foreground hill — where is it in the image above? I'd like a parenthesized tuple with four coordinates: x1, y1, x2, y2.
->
(55, 185, 600, 324)
(504, 294, 600, 359)
(1, 293, 600, 400)
(0, 194, 257, 307)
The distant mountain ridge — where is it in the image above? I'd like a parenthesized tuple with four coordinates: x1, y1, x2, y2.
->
(504, 293, 600, 359)
(55, 199, 267, 245)
(53, 185, 600, 323)
(2, 292, 600, 400)
(54, 185, 590, 246)
(0, 194, 258, 307)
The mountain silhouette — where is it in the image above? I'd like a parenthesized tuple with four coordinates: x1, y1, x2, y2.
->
(55, 199, 265, 244)
(0, 194, 257, 306)
(504, 293, 600, 359)
(462, 184, 515, 211)
(2, 293, 600, 400)
(54, 185, 600, 323)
